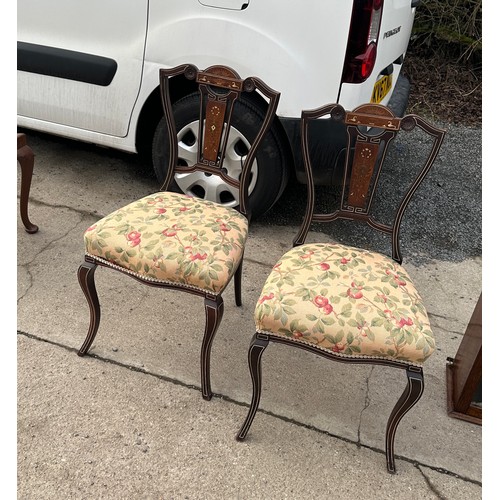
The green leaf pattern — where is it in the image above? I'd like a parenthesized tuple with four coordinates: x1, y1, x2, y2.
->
(84, 192, 248, 293)
(255, 243, 435, 365)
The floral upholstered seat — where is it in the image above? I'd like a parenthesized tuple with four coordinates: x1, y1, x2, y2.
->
(85, 192, 248, 294)
(255, 242, 434, 366)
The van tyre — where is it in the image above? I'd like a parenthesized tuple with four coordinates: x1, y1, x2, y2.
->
(152, 92, 288, 218)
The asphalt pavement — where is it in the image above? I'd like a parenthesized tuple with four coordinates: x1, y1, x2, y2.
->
(16, 125, 483, 499)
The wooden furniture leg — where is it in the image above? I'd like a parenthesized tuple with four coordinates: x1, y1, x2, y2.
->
(446, 294, 482, 425)
(17, 133, 39, 233)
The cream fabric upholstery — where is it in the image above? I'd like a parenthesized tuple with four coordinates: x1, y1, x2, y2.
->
(85, 192, 248, 294)
(255, 242, 434, 365)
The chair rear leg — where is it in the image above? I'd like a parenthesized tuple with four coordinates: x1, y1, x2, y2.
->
(234, 255, 243, 307)
(77, 261, 101, 356)
(236, 333, 269, 441)
(201, 295, 224, 401)
(385, 367, 424, 473)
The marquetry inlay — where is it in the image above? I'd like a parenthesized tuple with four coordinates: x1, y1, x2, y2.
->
(203, 100, 227, 162)
(347, 142, 379, 209)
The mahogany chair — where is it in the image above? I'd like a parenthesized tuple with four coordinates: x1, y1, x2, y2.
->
(78, 64, 280, 400)
(236, 103, 446, 473)
(17, 133, 39, 233)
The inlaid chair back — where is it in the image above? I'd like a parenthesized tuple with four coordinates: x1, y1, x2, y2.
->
(77, 64, 280, 401)
(237, 103, 446, 473)
(294, 103, 446, 262)
(159, 64, 280, 220)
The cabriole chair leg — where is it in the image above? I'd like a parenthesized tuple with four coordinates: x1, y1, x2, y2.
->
(17, 137, 39, 234)
(201, 295, 224, 401)
(236, 333, 269, 441)
(77, 261, 101, 356)
(385, 367, 424, 473)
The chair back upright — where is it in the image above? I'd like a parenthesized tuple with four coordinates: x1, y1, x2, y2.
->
(159, 64, 281, 220)
(294, 103, 446, 263)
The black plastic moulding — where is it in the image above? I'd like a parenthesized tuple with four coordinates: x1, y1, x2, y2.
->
(17, 41, 117, 86)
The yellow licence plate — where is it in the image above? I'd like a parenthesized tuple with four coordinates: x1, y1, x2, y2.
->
(371, 74, 393, 104)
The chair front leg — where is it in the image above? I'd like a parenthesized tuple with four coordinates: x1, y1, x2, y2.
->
(77, 261, 101, 356)
(201, 295, 224, 400)
(236, 333, 269, 441)
(385, 367, 424, 473)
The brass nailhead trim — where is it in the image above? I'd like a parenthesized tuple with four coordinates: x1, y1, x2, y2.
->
(87, 253, 219, 297)
(256, 329, 424, 368)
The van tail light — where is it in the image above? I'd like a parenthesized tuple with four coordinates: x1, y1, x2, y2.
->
(342, 0, 384, 84)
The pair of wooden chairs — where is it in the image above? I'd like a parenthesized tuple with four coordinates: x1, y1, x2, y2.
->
(77, 64, 445, 473)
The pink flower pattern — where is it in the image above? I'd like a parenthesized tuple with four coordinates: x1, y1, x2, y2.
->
(126, 231, 141, 247)
(84, 191, 248, 293)
(254, 242, 434, 364)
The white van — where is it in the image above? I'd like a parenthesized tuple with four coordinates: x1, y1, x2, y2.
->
(17, 0, 418, 216)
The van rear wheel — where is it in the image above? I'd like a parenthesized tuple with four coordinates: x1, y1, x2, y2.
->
(152, 92, 288, 218)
